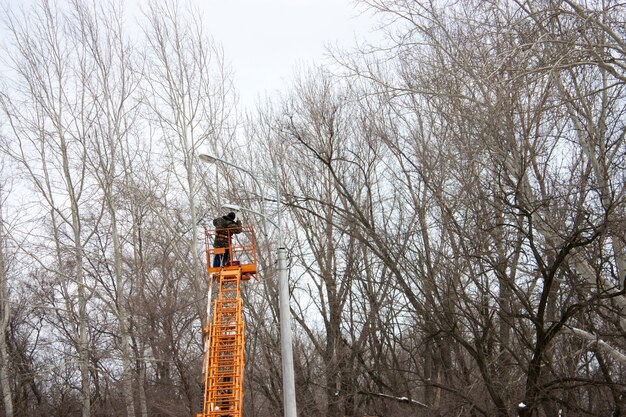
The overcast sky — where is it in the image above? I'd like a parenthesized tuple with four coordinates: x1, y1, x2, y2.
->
(1, 0, 382, 108)
(200, 0, 380, 108)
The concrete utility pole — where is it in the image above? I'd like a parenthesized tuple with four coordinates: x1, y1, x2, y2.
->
(277, 246, 297, 417)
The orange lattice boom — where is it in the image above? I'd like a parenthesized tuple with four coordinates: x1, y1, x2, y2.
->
(196, 226, 257, 417)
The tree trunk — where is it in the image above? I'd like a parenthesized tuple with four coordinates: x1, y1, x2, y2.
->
(0, 204, 13, 417)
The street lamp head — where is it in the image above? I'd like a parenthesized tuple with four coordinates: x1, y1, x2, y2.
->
(222, 203, 241, 212)
(199, 152, 217, 164)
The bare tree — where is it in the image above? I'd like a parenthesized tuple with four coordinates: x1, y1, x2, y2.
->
(0, 1, 103, 414)
(141, 0, 237, 323)
(267, 1, 626, 415)
(69, 1, 142, 415)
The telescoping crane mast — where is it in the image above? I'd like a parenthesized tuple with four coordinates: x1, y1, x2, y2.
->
(196, 226, 257, 417)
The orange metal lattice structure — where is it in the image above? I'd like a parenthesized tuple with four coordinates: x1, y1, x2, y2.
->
(196, 226, 256, 417)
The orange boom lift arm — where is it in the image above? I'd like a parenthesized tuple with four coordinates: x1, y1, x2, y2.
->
(196, 226, 257, 417)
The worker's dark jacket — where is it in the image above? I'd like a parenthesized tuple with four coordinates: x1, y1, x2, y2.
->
(213, 216, 242, 248)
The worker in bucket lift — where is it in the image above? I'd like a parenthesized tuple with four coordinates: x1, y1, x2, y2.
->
(212, 211, 242, 268)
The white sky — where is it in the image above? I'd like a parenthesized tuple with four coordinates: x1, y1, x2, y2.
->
(2, 0, 382, 109)
(199, 0, 380, 108)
